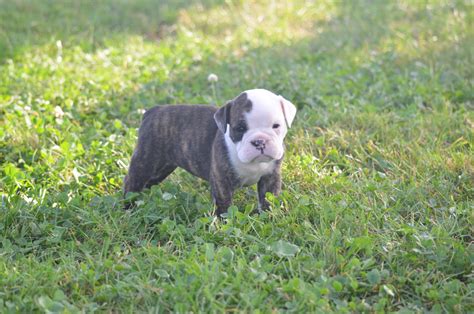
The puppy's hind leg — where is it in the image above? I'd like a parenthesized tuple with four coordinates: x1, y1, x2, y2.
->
(144, 165, 176, 189)
(123, 152, 154, 195)
(123, 150, 175, 208)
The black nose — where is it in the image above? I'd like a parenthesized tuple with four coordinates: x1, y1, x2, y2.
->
(251, 139, 265, 148)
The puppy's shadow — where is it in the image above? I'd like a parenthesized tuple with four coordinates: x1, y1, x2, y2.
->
(126, 170, 211, 221)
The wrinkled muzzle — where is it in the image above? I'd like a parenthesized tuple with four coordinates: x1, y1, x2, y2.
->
(236, 131, 283, 163)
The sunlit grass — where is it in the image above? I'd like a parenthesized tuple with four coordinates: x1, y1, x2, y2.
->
(0, 0, 473, 312)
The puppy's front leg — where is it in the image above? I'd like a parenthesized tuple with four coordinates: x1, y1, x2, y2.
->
(257, 167, 282, 211)
(210, 174, 234, 217)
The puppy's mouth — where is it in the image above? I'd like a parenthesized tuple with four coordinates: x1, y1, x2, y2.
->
(248, 155, 274, 163)
(236, 139, 282, 163)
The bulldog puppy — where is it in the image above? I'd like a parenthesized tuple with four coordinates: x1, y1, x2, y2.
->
(124, 89, 296, 216)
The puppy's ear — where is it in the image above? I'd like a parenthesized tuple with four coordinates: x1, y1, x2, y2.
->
(214, 100, 232, 134)
(278, 96, 297, 128)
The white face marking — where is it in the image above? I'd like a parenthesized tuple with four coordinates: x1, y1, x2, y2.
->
(236, 89, 289, 164)
(225, 131, 275, 186)
(224, 89, 297, 185)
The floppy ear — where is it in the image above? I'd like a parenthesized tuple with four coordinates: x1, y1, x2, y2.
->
(279, 96, 297, 128)
(214, 100, 232, 134)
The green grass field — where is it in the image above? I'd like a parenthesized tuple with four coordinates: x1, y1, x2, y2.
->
(1, 0, 473, 312)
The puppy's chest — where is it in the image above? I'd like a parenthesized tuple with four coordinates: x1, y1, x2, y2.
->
(232, 160, 275, 186)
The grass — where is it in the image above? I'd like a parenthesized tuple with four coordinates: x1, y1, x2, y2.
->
(0, 0, 473, 312)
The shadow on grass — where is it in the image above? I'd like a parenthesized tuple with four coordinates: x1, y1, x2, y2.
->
(123, 0, 471, 119)
(0, 0, 224, 62)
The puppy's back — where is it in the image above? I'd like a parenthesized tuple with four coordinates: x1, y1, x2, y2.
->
(138, 105, 220, 180)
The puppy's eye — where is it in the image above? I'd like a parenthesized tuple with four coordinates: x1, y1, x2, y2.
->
(235, 123, 247, 133)
(272, 123, 280, 129)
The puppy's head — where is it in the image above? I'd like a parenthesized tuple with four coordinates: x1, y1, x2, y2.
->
(214, 89, 297, 164)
